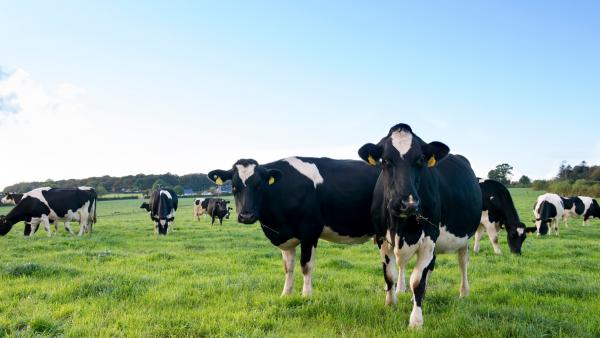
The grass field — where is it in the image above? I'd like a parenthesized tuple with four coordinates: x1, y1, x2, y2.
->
(0, 189, 599, 337)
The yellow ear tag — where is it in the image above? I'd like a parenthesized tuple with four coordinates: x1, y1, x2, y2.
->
(268, 176, 275, 185)
(427, 156, 436, 167)
(215, 177, 224, 185)
(367, 155, 377, 166)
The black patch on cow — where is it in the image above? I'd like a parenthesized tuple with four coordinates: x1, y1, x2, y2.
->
(536, 201, 557, 236)
(585, 199, 600, 220)
(413, 254, 436, 307)
(572, 197, 585, 215)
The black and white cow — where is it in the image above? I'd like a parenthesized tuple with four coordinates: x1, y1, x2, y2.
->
(205, 198, 232, 225)
(0, 187, 97, 236)
(208, 157, 380, 296)
(358, 123, 481, 328)
(561, 196, 600, 226)
(1, 192, 23, 205)
(533, 193, 564, 235)
(140, 188, 178, 235)
(193, 198, 206, 220)
(474, 179, 536, 254)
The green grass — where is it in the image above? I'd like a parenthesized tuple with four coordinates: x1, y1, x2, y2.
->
(0, 189, 599, 337)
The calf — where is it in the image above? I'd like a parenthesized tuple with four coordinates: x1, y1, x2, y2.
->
(533, 193, 564, 235)
(208, 156, 380, 296)
(1, 192, 23, 205)
(358, 123, 481, 328)
(474, 179, 536, 254)
(205, 198, 232, 225)
(0, 187, 97, 236)
(193, 198, 206, 220)
(140, 188, 178, 235)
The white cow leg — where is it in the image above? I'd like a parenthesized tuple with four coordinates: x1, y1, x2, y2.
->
(473, 224, 485, 253)
(42, 216, 52, 237)
(553, 219, 560, 236)
(395, 237, 418, 295)
(408, 237, 435, 329)
(281, 248, 296, 296)
(485, 222, 502, 255)
(64, 221, 75, 235)
(300, 242, 316, 297)
(379, 238, 398, 305)
(458, 246, 470, 298)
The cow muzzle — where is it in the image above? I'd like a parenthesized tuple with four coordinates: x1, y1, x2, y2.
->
(238, 212, 257, 224)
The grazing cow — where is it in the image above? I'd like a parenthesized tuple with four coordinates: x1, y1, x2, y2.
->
(193, 198, 206, 220)
(358, 123, 481, 328)
(0, 187, 97, 236)
(140, 188, 178, 235)
(533, 193, 564, 235)
(205, 198, 232, 225)
(561, 196, 600, 226)
(208, 156, 380, 296)
(1, 192, 23, 205)
(474, 179, 536, 254)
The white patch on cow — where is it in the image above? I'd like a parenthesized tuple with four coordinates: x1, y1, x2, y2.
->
(475, 211, 501, 254)
(302, 245, 316, 297)
(1, 196, 14, 205)
(277, 237, 300, 250)
(517, 227, 525, 235)
(283, 157, 324, 188)
(78, 186, 93, 190)
(435, 225, 469, 253)
(408, 235, 435, 329)
(281, 249, 295, 296)
(490, 196, 494, 200)
(579, 196, 593, 214)
(160, 190, 172, 199)
(235, 164, 256, 186)
(394, 233, 422, 294)
(533, 193, 565, 234)
(391, 129, 413, 158)
(320, 226, 371, 244)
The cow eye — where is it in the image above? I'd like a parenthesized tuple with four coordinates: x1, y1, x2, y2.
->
(416, 156, 425, 167)
(381, 159, 392, 168)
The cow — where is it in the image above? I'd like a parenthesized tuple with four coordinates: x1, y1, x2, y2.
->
(474, 179, 536, 255)
(205, 198, 232, 225)
(1, 192, 23, 205)
(358, 123, 481, 329)
(193, 198, 206, 220)
(561, 196, 600, 226)
(208, 156, 380, 297)
(533, 193, 564, 235)
(140, 188, 178, 235)
(0, 187, 97, 237)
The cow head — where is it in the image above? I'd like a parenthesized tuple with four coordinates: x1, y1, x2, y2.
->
(358, 123, 449, 218)
(0, 215, 13, 236)
(506, 222, 537, 254)
(208, 159, 282, 224)
(1, 193, 17, 205)
(140, 202, 151, 212)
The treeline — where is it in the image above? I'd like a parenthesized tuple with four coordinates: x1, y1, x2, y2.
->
(3, 173, 215, 196)
(532, 161, 600, 197)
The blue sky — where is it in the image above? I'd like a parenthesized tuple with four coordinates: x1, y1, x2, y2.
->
(1, 1, 599, 189)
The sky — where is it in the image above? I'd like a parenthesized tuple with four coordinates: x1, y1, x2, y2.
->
(1, 1, 599, 190)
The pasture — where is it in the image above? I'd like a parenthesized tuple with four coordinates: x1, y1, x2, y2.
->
(0, 189, 599, 337)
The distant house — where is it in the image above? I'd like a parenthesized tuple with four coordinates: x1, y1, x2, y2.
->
(183, 188, 195, 196)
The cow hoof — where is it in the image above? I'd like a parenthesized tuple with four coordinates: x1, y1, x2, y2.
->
(408, 307, 423, 329)
(385, 292, 397, 306)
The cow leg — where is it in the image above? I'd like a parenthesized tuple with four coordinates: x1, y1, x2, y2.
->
(458, 245, 470, 298)
(408, 237, 435, 329)
(563, 214, 569, 228)
(281, 248, 296, 296)
(300, 241, 317, 297)
(42, 216, 52, 237)
(379, 238, 398, 305)
(584, 216, 590, 226)
(395, 237, 418, 295)
(553, 219, 559, 236)
(64, 221, 75, 235)
(486, 222, 502, 254)
(473, 224, 485, 253)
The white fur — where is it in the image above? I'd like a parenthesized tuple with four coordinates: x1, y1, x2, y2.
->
(579, 196, 593, 213)
(320, 226, 371, 244)
(277, 237, 300, 250)
(533, 193, 565, 234)
(408, 236, 435, 328)
(283, 157, 324, 188)
(435, 225, 470, 253)
(302, 246, 316, 297)
(160, 190, 172, 199)
(473, 211, 502, 254)
(235, 164, 256, 186)
(391, 130, 413, 158)
(281, 249, 296, 296)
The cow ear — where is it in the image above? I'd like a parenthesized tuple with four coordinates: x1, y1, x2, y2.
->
(422, 141, 449, 167)
(358, 143, 382, 166)
(267, 169, 282, 185)
(208, 169, 233, 186)
(525, 227, 537, 233)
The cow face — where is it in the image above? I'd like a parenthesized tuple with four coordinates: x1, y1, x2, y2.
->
(140, 202, 151, 212)
(209, 159, 282, 224)
(359, 124, 449, 218)
(506, 222, 537, 254)
(0, 215, 11, 235)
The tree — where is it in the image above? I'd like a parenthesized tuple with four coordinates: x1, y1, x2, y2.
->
(152, 179, 167, 190)
(95, 185, 109, 196)
(173, 185, 184, 196)
(518, 175, 531, 186)
(487, 163, 514, 185)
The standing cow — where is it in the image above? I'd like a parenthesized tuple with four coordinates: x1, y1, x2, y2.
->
(474, 179, 536, 254)
(561, 196, 600, 226)
(208, 157, 380, 296)
(358, 123, 481, 328)
(140, 188, 178, 235)
(0, 187, 97, 236)
(205, 198, 232, 225)
(1, 193, 23, 205)
(533, 193, 564, 235)
(193, 198, 206, 220)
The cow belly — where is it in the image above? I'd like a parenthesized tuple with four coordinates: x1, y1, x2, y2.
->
(320, 226, 372, 244)
(434, 226, 469, 253)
